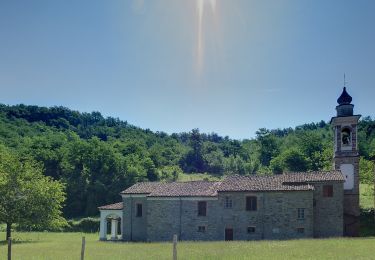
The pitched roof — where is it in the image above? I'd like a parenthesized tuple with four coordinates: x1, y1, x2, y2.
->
(281, 170, 345, 182)
(98, 202, 124, 210)
(120, 171, 344, 196)
(218, 175, 314, 192)
(218, 171, 344, 192)
(121, 181, 221, 197)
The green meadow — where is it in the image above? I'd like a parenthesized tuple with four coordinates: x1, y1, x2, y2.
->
(1, 232, 375, 260)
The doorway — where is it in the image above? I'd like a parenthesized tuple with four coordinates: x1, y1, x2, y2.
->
(225, 228, 233, 241)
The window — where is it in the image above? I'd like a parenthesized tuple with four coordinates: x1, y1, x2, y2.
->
(198, 201, 207, 216)
(297, 228, 305, 234)
(247, 226, 256, 233)
(297, 208, 305, 219)
(136, 203, 142, 217)
(323, 185, 333, 197)
(225, 196, 232, 208)
(246, 196, 257, 211)
(198, 226, 206, 232)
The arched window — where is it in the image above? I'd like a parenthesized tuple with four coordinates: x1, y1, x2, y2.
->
(341, 128, 351, 146)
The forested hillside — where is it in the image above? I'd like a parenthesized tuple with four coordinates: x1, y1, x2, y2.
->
(0, 104, 374, 218)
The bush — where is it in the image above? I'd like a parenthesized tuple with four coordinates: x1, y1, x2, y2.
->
(65, 217, 100, 233)
(360, 208, 375, 237)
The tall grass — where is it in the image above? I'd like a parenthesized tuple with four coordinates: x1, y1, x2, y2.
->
(1, 232, 375, 260)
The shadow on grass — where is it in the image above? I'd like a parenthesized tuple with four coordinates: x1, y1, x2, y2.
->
(0, 238, 41, 245)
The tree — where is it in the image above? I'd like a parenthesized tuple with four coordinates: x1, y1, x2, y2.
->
(256, 128, 280, 166)
(0, 145, 66, 240)
(270, 148, 310, 174)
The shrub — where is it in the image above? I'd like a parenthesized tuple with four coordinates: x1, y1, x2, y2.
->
(65, 217, 100, 233)
(360, 208, 375, 237)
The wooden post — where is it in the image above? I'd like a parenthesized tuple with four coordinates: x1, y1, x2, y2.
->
(81, 236, 86, 260)
(172, 234, 177, 260)
(7, 237, 11, 260)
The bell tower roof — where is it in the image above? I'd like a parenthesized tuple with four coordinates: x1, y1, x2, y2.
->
(337, 87, 352, 105)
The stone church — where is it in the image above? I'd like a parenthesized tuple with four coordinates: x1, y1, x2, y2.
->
(98, 87, 360, 241)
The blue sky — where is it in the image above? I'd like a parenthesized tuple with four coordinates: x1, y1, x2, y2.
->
(0, 0, 374, 139)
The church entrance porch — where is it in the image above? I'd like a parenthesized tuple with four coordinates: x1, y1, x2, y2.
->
(98, 202, 124, 241)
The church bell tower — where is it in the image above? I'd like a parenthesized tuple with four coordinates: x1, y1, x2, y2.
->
(331, 87, 361, 236)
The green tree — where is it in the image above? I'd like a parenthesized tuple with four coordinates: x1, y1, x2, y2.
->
(270, 148, 310, 174)
(256, 128, 279, 166)
(359, 157, 375, 185)
(0, 145, 66, 240)
(157, 165, 182, 181)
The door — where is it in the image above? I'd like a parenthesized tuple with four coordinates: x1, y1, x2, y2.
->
(225, 228, 233, 241)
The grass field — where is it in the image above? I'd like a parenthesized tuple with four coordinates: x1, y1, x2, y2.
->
(0, 232, 375, 260)
(360, 184, 374, 209)
(0, 184, 373, 259)
(177, 172, 222, 181)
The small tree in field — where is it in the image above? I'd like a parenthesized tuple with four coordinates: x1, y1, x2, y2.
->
(0, 145, 66, 240)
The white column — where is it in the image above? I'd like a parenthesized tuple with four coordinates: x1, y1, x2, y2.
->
(119, 217, 122, 239)
(99, 213, 107, 241)
(111, 219, 118, 240)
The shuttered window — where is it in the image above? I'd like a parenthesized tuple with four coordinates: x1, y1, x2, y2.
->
(246, 196, 257, 211)
(136, 203, 142, 217)
(323, 185, 333, 197)
(198, 201, 207, 216)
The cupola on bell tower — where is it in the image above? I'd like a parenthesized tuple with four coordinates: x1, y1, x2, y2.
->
(331, 87, 361, 236)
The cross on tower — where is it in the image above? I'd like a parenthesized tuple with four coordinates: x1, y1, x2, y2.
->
(344, 73, 348, 87)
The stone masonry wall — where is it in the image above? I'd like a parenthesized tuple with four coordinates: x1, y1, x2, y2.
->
(145, 191, 314, 241)
(146, 199, 181, 241)
(312, 182, 343, 237)
(122, 196, 148, 241)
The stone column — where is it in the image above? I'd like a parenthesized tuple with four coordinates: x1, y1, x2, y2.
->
(99, 215, 107, 241)
(111, 219, 118, 240)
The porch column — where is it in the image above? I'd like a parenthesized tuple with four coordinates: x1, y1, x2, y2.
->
(111, 219, 118, 240)
(99, 215, 107, 241)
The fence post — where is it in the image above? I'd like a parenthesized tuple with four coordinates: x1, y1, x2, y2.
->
(81, 236, 86, 260)
(8, 237, 11, 260)
(172, 234, 177, 260)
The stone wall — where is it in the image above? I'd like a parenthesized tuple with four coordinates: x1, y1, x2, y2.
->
(144, 191, 314, 241)
(216, 191, 313, 240)
(312, 182, 344, 237)
(180, 199, 221, 241)
(146, 199, 181, 241)
(122, 195, 148, 241)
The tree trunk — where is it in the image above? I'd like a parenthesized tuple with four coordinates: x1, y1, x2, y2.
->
(6, 223, 11, 241)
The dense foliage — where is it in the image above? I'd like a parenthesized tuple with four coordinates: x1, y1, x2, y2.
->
(0, 104, 374, 218)
(0, 144, 66, 240)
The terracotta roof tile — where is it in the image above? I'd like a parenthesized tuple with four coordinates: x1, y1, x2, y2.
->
(121, 181, 221, 197)
(120, 171, 344, 196)
(218, 175, 314, 192)
(218, 171, 344, 192)
(98, 202, 123, 210)
(281, 170, 345, 182)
